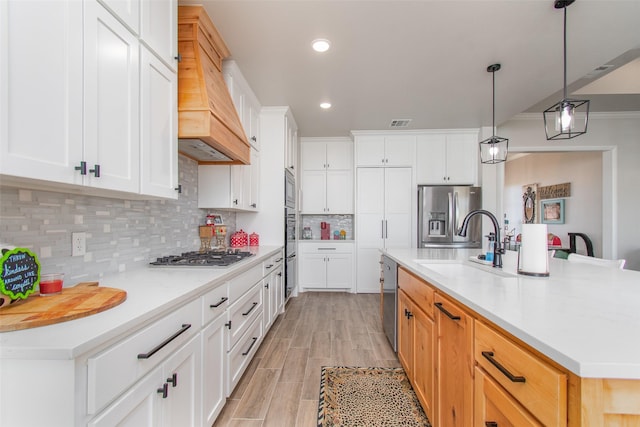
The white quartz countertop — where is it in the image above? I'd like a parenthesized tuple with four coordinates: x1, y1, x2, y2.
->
(384, 248, 640, 379)
(0, 246, 282, 360)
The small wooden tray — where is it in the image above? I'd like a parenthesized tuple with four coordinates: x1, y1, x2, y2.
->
(0, 282, 127, 332)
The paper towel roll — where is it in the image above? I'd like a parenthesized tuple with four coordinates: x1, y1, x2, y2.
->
(518, 224, 549, 276)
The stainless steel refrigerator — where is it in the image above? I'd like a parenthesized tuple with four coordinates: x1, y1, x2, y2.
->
(418, 186, 482, 248)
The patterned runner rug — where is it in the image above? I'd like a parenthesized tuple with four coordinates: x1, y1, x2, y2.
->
(318, 366, 431, 427)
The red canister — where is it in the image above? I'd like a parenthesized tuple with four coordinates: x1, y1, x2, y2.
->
(249, 232, 259, 246)
(230, 229, 248, 247)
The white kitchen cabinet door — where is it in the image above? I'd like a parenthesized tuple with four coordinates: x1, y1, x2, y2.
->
(416, 134, 447, 184)
(161, 335, 202, 427)
(202, 315, 227, 427)
(326, 253, 353, 289)
(84, 1, 140, 193)
(273, 264, 284, 316)
(444, 133, 478, 184)
(355, 135, 386, 166)
(301, 170, 327, 213)
(140, 47, 178, 199)
(141, 0, 177, 70)
(355, 168, 385, 247)
(384, 168, 413, 248)
(99, 0, 140, 35)
(0, 0, 84, 185)
(326, 170, 353, 214)
(384, 135, 415, 166)
(247, 148, 260, 210)
(88, 366, 161, 427)
(299, 253, 328, 288)
(301, 141, 328, 170)
(325, 140, 353, 170)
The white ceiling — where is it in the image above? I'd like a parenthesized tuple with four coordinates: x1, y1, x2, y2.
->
(179, 0, 640, 137)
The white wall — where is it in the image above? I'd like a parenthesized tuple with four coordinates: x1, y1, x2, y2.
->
(504, 152, 603, 256)
(489, 112, 640, 270)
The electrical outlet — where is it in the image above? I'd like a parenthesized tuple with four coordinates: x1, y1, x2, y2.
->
(72, 232, 86, 257)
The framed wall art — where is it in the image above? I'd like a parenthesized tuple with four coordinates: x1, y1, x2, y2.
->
(541, 198, 565, 224)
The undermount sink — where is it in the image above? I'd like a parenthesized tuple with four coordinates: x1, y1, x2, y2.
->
(416, 260, 518, 279)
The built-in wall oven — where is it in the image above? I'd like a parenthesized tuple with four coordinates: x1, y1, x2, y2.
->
(284, 169, 296, 300)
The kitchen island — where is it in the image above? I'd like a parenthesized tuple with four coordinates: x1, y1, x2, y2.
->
(385, 247, 640, 426)
(0, 245, 283, 427)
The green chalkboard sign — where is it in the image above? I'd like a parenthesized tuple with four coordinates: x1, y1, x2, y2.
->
(0, 248, 40, 300)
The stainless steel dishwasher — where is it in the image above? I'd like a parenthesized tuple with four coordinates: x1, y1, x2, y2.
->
(381, 255, 398, 352)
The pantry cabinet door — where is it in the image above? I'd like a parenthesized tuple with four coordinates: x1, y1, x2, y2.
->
(384, 168, 412, 249)
(84, 1, 140, 193)
(0, 0, 84, 185)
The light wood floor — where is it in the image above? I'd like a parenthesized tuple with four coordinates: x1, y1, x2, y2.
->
(212, 291, 401, 427)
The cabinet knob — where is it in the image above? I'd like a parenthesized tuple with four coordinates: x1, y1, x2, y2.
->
(251, 203, 257, 208)
(174, 53, 182, 62)
(251, 136, 257, 142)
(174, 184, 182, 193)
(233, 199, 238, 205)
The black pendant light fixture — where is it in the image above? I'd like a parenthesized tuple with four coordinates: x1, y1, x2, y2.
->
(480, 63, 508, 164)
(543, 0, 589, 140)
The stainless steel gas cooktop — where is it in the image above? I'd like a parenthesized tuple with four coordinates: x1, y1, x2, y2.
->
(150, 249, 253, 267)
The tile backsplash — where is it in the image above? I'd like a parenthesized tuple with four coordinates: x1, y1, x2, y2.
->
(0, 156, 235, 283)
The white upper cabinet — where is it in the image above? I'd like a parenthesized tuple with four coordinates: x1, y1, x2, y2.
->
(0, 0, 178, 199)
(141, 0, 177, 70)
(0, 0, 84, 186)
(354, 134, 415, 167)
(223, 60, 261, 150)
(416, 131, 478, 185)
(300, 138, 353, 214)
(140, 47, 178, 198)
(84, 1, 140, 194)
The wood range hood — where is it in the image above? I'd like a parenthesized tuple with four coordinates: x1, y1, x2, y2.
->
(177, 6, 250, 165)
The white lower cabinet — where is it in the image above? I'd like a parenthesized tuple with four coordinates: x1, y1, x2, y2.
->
(299, 242, 354, 290)
(90, 334, 201, 427)
(263, 255, 284, 330)
(202, 315, 227, 426)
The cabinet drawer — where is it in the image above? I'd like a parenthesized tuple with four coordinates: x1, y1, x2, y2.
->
(300, 242, 354, 254)
(398, 267, 434, 319)
(474, 367, 542, 426)
(228, 314, 263, 392)
(264, 251, 284, 276)
(87, 299, 200, 414)
(228, 282, 263, 350)
(229, 263, 263, 302)
(474, 321, 567, 426)
(202, 283, 229, 326)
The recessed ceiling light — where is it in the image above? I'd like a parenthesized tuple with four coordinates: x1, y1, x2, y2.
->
(320, 102, 332, 109)
(312, 39, 331, 53)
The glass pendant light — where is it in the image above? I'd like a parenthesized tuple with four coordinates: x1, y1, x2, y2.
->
(543, 0, 589, 140)
(480, 64, 508, 164)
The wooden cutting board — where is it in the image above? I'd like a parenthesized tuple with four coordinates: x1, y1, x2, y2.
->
(0, 282, 127, 332)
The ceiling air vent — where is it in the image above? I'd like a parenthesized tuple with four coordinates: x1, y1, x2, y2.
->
(583, 64, 615, 79)
(390, 119, 412, 128)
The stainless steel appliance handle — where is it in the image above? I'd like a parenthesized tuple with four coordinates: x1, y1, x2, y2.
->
(453, 191, 459, 235)
(447, 192, 453, 238)
(385, 220, 388, 239)
(381, 220, 384, 239)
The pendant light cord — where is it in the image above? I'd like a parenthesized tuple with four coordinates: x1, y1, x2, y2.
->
(492, 69, 496, 137)
(563, 5, 568, 100)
